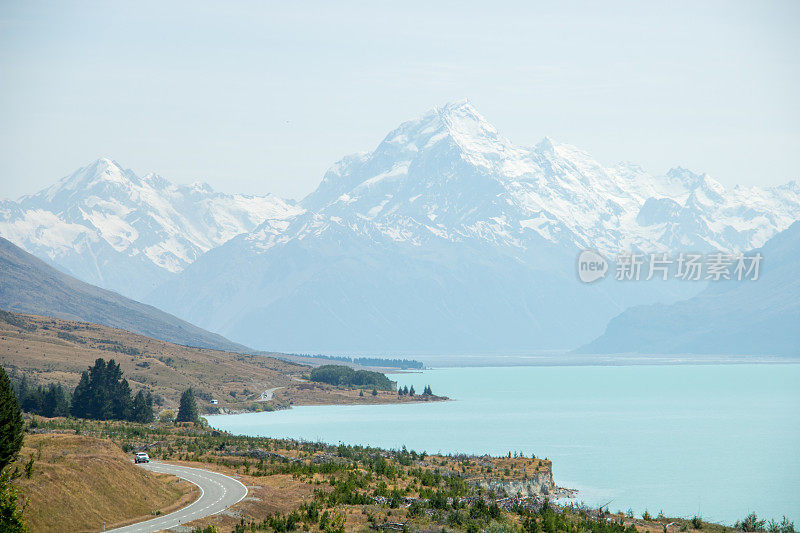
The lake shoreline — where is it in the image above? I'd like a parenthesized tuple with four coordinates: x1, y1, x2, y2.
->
(207, 364, 800, 525)
(409, 353, 800, 368)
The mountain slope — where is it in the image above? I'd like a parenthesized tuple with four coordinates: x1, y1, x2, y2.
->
(0, 236, 249, 352)
(0, 158, 302, 297)
(580, 221, 800, 356)
(146, 101, 800, 353)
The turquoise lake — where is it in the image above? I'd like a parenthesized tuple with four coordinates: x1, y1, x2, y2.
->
(206, 364, 800, 525)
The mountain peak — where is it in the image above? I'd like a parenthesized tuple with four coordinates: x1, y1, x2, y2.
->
(435, 99, 496, 135)
(436, 98, 475, 116)
(31, 157, 137, 203)
(535, 136, 557, 154)
(370, 100, 504, 162)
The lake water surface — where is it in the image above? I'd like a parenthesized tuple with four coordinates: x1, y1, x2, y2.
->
(207, 364, 800, 525)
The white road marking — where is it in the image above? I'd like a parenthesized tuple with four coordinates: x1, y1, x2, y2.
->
(105, 461, 247, 533)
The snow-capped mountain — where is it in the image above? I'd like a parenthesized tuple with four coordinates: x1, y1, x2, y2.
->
(301, 100, 799, 257)
(144, 100, 800, 353)
(0, 158, 302, 296)
(4, 101, 798, 352)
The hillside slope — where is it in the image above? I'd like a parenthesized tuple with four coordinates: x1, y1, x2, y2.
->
(0, 236, 249, 352)
(13, 433, 194, 532)
(0, 311, 432, 411)
(580, 221, 800, 356)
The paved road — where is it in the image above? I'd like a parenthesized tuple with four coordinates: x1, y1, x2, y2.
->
(107, 461, 248, 533)
(257, 386, 284, 401)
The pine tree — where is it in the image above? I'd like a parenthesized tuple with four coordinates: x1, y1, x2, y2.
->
(132, 390, 154, 423)
(0, 367, 24, 472)
(70, 371, 91, 419)
(409, 385, 415, 397)
(87, 358, 111, 419)
(0, 370, 26, 531)
(70, 358, 133, 421)
(41, 383, 70, 417)
(177, 388, 199, 423)
(0, 469, 27, 533)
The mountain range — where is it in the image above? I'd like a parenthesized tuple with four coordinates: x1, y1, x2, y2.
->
(580, 221, 800, 356)
(1, 100, 798, 354)
(0, 158, 301, 296)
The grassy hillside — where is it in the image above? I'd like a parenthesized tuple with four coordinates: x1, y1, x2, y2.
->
(23, 417, 757, 533)
(0, 236, 249, 352)
(11, 433, 194, 532)
(0, 311, 442, 412)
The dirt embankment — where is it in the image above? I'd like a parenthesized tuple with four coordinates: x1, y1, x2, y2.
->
(11, 433, 195, 532)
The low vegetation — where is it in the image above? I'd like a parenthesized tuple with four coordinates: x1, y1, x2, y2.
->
(12, 414, 793, 533)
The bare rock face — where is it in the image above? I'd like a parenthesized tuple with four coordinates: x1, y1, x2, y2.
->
(477, 469, 555, 498)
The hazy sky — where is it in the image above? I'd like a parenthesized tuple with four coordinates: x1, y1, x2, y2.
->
(1, 1, 798, 201)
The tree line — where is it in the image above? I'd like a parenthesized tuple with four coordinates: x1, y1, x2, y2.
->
(301, 354, 424, 370)
(12, 377, 70, 418)
(9, 358, 158, 423)
(309, 365, 394, 390)
(398, 384, 434, 396)
(9, 358, 202, 426)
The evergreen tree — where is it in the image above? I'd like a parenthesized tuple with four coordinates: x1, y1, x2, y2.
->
(10, 375, 70, 418)
(0, 469, 27, 533)
(132, 390, 155, 423)
(40, 383, 70, 417)
(409, 385, 415, 397)
(87, 358, 112, 419)
(0, 367, 24, 472)
(177, 388, 199, 423)
(70, 358, 133, 421)
(70, 371, 92, 419)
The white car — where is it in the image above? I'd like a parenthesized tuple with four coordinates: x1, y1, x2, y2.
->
(134, 452, 150, 464)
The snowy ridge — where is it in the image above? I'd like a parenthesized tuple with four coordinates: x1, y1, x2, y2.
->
(257, 100, 800, 259)
(0, 158, 303, 296)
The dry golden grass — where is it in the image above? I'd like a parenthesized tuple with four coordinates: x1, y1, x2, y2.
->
(11, 433, 194, 533)
(0, 312, 444, 413)
(0, 313, 306, 411)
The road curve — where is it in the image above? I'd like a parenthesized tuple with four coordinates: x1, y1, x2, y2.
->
(107, 461, 248, 533)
